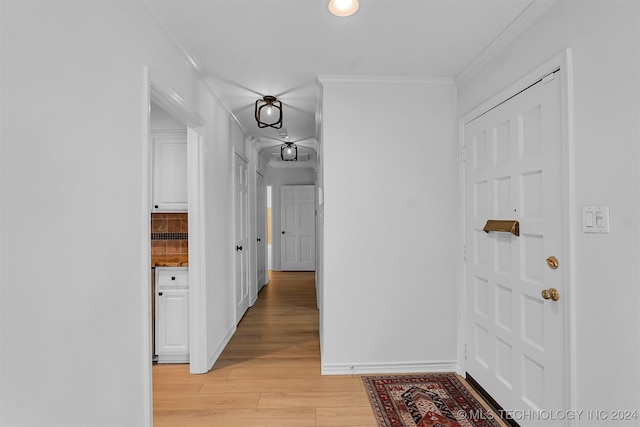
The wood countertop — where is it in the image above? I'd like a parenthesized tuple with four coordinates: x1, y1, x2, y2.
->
(153, 262, 189, 267)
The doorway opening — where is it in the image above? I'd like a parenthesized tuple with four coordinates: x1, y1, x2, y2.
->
(144, 68, 208, 391)
(149, 101, 189, 365)
(267, 185, 273, 271)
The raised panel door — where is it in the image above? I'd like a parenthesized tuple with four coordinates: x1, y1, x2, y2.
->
(234, 155, 250, 323)
(155, 288, 189, 363)
(152, 131, 188, 212)
(280, 185, 315, 271)
(465, 72, 565, 424)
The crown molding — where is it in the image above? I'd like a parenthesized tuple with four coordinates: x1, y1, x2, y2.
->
(455, 0, 559, 84)
(142, 1, 250, 140)
(317, 75, 455, 86)
(149, 72, 206, 127)
(141, 0, 201, 75)
(202, 77, 248, 135)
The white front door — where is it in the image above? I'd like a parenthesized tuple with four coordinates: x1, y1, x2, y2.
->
(281, 185, 315, 271)
(465, 71, 566, 423)
(234, 154, 250, 323)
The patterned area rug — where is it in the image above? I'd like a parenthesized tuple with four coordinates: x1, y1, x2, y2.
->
(362, 373, 501, 427)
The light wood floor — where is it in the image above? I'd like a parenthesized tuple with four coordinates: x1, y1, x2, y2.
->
(152, 271, 504, 427)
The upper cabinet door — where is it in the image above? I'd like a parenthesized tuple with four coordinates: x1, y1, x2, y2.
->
(152, 131, 188, 212)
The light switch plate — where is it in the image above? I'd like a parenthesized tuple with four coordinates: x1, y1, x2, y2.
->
(583, 206, 610, 233)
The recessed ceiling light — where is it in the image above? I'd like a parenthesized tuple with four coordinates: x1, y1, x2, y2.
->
(328, 0, 359, 17)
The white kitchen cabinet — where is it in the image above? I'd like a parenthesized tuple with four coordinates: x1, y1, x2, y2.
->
(155, 267, 189, 363)
(151, 131, 188, 212)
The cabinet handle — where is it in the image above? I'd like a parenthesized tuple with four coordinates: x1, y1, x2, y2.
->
(158, 292, 163, 296)
(154, 205, 159, 209)
(171, 276, 176, 280)
(257, 238, 261, 242)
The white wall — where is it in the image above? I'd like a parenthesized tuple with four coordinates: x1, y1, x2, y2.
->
(320, 78, 458, 373)
(198, 88, 240, 370)
(0, 2, 239, 425)
(457, 1, 640, 416)
(265, 167, 316, 271)
(150, 101, 186, 130)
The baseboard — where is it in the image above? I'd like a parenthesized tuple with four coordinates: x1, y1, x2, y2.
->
(156, 353, 189, 364)
(321, 360, 458, 376)
(466, 373, 521, 427)
(207, 325, 236, 371)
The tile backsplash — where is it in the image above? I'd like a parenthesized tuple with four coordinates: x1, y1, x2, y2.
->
(151, 213, 188, 266)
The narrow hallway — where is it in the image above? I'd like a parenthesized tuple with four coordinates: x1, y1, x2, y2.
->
(152, 271, 377, 426)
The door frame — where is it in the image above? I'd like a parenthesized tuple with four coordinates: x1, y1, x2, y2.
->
(142, 66, 208, 422)
(233, 152, 251, 324)
(457, 49, 576, 412)
(255, 171, 267, 295)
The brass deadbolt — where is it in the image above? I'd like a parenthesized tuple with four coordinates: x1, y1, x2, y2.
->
(546, 256, 559, 270)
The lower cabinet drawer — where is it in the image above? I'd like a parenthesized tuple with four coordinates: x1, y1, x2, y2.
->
(156, 267, 188, 289)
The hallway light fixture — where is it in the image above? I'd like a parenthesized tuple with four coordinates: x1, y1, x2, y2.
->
(328, 0, 359, 17)
(281, 142, 297, 161)
(255, 95, 283, 129)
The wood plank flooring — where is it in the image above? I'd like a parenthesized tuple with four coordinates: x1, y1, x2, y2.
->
(152, 271, 377, 426)
(152, 271, 504, 427)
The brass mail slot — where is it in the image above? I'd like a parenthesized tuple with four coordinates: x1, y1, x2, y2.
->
(483, 220, 519, 236)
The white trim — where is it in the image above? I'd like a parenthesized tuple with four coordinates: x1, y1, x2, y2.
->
(202, 77, 248, 136)
(208, 326, 236, 370)
(187, 127, 209, 374)
(234, 150, 249, 164)
(141, 1, 254, 152)
(149, 75, 205, 127)
(458, 49, 575, 417)
(322, 360, 458, 376)
(317, 75, 455, 86)
(141, 1, 201, 74)
(150, 129, 187, 136)
(141, 66, 153, 427)
(462, 53, 564, 125)
(456, 117, 467, 379)
(145, 68, 209, 379)
(157, 354, 190, 364)
(559, 49, 578, 420)
(455, 0, 559, 83)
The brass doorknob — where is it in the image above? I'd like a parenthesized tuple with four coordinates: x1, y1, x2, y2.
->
(541, 288, 560, 301)
(546, 256, 559, 270)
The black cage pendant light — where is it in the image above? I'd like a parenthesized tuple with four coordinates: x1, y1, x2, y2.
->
(281, 142, 297, 161)
(255, 95, 283, 129)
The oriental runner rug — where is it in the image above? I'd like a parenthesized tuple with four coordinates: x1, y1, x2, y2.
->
(362, 373, 502, 427)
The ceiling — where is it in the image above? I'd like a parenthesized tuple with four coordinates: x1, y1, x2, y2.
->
(146, 0, 539, 158)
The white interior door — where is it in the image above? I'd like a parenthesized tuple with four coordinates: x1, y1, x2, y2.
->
(234, 154, 250, 323)
(465, 71, 566, 423)
(280, 185, 315, 271)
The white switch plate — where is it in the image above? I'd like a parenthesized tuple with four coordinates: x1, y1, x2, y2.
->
(583, 206, 610, 233)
